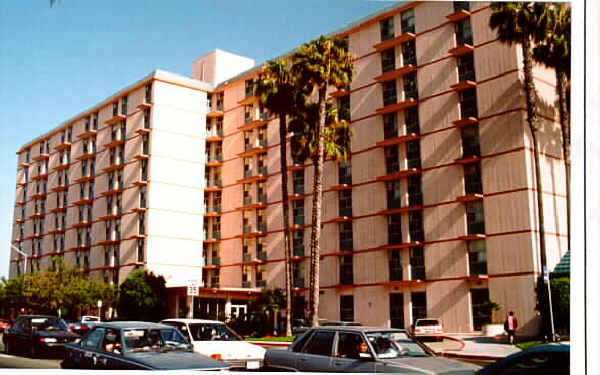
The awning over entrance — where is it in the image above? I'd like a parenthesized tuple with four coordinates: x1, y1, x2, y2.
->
(551, 250, 570, 277)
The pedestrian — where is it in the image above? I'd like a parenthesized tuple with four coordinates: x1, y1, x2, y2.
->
(504, 311, 518, 345)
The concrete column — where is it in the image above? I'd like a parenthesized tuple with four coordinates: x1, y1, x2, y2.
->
(187, 296, 194, 318)
(225, 297, 232, 321)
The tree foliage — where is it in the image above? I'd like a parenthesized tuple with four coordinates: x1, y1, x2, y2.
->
(117, 269, 167, 321)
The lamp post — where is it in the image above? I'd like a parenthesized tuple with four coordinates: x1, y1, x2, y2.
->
(10, 243, 27, 275)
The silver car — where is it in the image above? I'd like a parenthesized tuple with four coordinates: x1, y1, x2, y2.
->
(264, 326, 481, 374)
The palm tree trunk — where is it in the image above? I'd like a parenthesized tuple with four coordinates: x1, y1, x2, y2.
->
(556, 69, 570, 249)
(522, 36, 547, 269)
(278, 113, 294, 337)
(309, 86, 327, 327)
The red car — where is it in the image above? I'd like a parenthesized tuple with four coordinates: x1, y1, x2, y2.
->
(0, 319, 12, 333)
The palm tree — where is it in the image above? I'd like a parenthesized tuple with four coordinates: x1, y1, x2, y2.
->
(533, 3, 571, 248)
(291, 36, 352, 327)
(254, 59, 303, 337)
(490, 3, 547, 270)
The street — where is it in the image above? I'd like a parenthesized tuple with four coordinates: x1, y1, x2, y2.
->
(0, 333, 61, 369)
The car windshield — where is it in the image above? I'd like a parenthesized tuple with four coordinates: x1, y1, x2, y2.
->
(188, 323, 242, 341)
(31, 317, 67, 331)
(123, 328, 190, 353)
(416, 319, 440, 326)
(366, 331, 430, 358)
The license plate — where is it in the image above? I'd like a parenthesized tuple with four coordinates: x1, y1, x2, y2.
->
(246, 361, 260, 369)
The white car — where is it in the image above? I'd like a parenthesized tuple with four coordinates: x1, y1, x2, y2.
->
(161, 318, 266, 370)
(412, 318, 444, 341)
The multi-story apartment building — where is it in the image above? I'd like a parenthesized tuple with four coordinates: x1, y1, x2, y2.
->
(10, 2, 566, 335)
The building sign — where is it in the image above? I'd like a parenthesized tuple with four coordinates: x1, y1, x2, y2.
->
(187, 279, 199, 296)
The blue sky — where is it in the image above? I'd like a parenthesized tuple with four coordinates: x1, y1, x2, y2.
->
(0, 0, 400, 278)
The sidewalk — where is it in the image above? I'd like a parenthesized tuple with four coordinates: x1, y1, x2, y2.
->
(425, 332, 521, 361)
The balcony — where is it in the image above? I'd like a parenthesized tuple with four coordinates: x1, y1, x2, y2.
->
(238, 140, 268, 157)
(206, 154, 224, 167)
(206, 129, 225, 142)
(376, 98, 419, 116)
(238, 117, 268, 132)
(257, 251, 267, 262)
(203, 232, 221, 243)
(204, 180, 223, 192)
(377, 168, 422, 182)
(105, 113, 127, 126)
(374, 32, 416, 52)
(389, 267, 403, 282)
(205, 205, 222, 217)
(446, 5, 471, 22)
(288, 159, 308, 171)
(237, 168, 268, 184)
(339, 270, 354, 286)
(469, 261, 487, 276)
(448, 37, 475, 56)
(293, 246, 305, 258)
(211, 257, 221, 266)
(375, 65, 418, 83)
(411, 266, 426, 281)
(376, 132, 421, 148)
(467, 221, 485, 236)
(32, 153, 50, 162)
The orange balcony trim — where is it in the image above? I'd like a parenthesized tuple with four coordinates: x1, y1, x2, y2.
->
(76, 153, 98, 161)
(287, 163, 308, 171)
(452, 117, 479, 127)
(466, 274, 489, 282)
(53, 163, 71, 171)
(32, 153, 50, 162)
(32, 173, 49, 181)
(77, 130, 98, 139)
(448, 44, 475, 57)
(19, 161, 32, 168)
(329, 88, 350, 98)
(54, 142, 72, 152)
(288, 193, 308, 200)
(97, 239, 120, 246)
(237, 174, 268, 184)
(330, 184, 352, 191)
(455, 156, 481, 165)
(238, 146, 268, 158)
(376, 99, 419, 115)
(327, 250, 353, 257)
(446, 9, 471, 22)
(204, 211, 221, 217)
(333, 283, 355, 290)
(30, 192, 47, 200)
(237, 95, 259, 105)
(48, 228, 66, 234)
(206, 110, 224, 118)
(375, 65, 417, 83)
(17, 182, 27, 187)
(16, 201, 26, 206)
(374, 33, 416, 52)
(136, 128, 151, 135)
(102, 164, 125, 173)
(450, 80, 477, 92)
(51, 185, 69, 192)
(103, 139, 126, 149)
(73, 198, 93, 206)
(383, 279, 425, 287)
(206, 160, 223, 167)
(134, 154, 150, 160)
(98, 213, 124, 221)
(459, 234, 486, 241)
(379, 241, 424, 250)
(202, 264, 221, 270)
(101, 188, 125, 196)
(105, 114, 127, 125)
(50, 207, 67, 213)
(330, 216, 353, 223)
(136, 102, 153, 110)
(376, 168, 422, 181)
(74, 176, 95, 184)
(203, 238, 221, 244)
(457, 194, 484, 202)
(237, 119, 268, 132)
(131, 207, 148, 213)
(206, 135, 225, 142)
(133, 180, 149, 187)
(204, 186, 223, 192)
(376, 133, 421, 147)
(378, 205, 423, 216)
(72, 221, 92, 228)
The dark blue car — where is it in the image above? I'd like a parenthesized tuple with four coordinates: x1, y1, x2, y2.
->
(477, 343, 569, 374)
(60, 321, 229, 370)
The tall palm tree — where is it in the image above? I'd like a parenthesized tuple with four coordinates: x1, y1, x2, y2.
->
(291, 36, 352, 327)
(254, 59, 303, 337)
(490, 3, 547, 270)
(533, 3, 571, 248)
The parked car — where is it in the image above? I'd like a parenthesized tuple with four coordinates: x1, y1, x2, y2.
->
(0, 318, 12, 333)
(293, 319, 358, 335)
(264, 326, 481, 373)
(161, 318, 265, 370)
(61, 321, 229, 370)
(412, 318, 444, 341)
(321, 321, 362, 327)
(3, 315, 79, 357)
(477, 343, 569, 374)
(67, 315, 102, 335)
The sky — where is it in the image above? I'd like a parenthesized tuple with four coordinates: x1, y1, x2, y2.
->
(0, 0, 401, 278)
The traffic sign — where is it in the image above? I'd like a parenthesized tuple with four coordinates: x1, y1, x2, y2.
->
(187, 279, 199, 296)
(543, 266, 549, 284)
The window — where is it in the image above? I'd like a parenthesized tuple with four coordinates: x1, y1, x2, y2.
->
(388, 214, 402, 244)
(401, 39, 417, 66)
(121, 95, 128, 115)
(382, 80, 397, 107)
(407, 175, 423, 206)
(339, 255, 353, 285)
(93, 112, 99, 130)
(411, 291, 426, 323)
(141, 159, 148, 181)
(293, 170, 304, 194)
(389, 250, 402, 281)
(400, 8, 415, 34)
(244, 79, 255, 98)
(468, 239, 487, 275)
(386, 180, 401, 209)
(383, 113, 398, 140)
(339, 221, 353, 251)
(406, 140, 421, 169)
(390, 293, 405, 328)
(142, 134, 149, 155)
(380, 17, 394, 42)
(293, 199, 305, 226)
(409, 247, 425, 280)
(470, 289, 491, 330)
(145, 83, 152, 104)
(381, 48, 395, 73)
(461, 124, 480, 158)
(112, 102, 119, 117)
(384, 146, 399, 174)
(457, 53, 476, 82)
(137, 238, 145, 262)
(454, 1, 470, 12)
(339, 189, 352, 218)
(338, 162, 352, 185)
(293, 230, 304, 257)
(340, 295, 354, 322)
(409, 211, 424, 242)
(464, 163, 483, 194)
(466, 200, 485, 235)
(403, 72, 418, 100)
(83, 328, 105, 349)
(303, 331, 335, 355)
(337, 95, 350, 122)
(138, 212, 145, 235)
(455, 18, 473, 46)
(143, 109, 150, 129)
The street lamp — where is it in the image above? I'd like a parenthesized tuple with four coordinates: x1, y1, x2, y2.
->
(10, 243, 28, 275)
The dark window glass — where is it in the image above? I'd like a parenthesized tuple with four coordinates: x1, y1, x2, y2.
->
(338, 95, 350, 122)
(340, 295, 355, 322)
(454, 1, 470, 12)
(455, 18, 473, 46)
(340, 255, 353, 285)
(389, 250, 402, 281)
(402, 40, 417, 66)
(83, 328, 105, 349)
(381, 48, 396, 73)
(464, 163, 483, 194)
(303, 331, 335, 356)
(461, 124, 480, 158)
(471, 289, 491, 330)
(468, 239, 487, 275)
(382, 80, 397, 107)
(390, 293, 405, 328)
(403, 72, 418, 100)
(338, 162, 352, 185)
(385, 146, 399, 174)
(339, 189, 352, 218)
(292, 330, 314, 352)
(386, 180, 401, 209)
(339, 221, 353, 251)
(406, 140, 421, 169)
(410, 247, 425, 280)
(466, 200, 485, 235)
(407, 175, 423, 206)
(388, 214, 402, 244)
(380, 17, 394, 41)
(409, 211, 424, 242)
(293, 230, 304, 257)
(383, 113, 398, 140)
(411, 292, 427, 323)
(336, 332, 367, 359)
(400, 8, 415, 34)
(458, 53, 476, 82)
